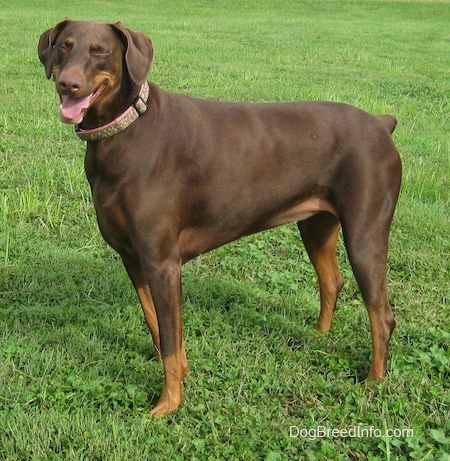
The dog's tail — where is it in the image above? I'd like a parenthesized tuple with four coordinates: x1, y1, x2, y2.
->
(376, 115, 397, 135)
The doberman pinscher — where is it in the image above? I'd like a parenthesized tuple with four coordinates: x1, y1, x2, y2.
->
(38, 19, 402, 416)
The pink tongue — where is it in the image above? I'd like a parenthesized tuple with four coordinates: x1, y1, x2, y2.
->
(60, 95, 91, 124)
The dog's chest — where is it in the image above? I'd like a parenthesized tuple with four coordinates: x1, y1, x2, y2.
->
(86, 168, 134, 254)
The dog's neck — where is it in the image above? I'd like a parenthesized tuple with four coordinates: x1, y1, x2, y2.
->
(75, 82, 149, 142)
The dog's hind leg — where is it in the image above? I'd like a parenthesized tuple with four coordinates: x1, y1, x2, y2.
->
(298, 212, 344, 333)
(341, 216, 396, 380)
(337, 152, 401, 380)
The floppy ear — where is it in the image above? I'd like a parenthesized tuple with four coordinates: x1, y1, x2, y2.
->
(38, 18, 73, 79)
(111, 22, 154, 86)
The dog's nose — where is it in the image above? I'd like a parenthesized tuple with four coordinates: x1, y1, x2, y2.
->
(57, 71, 84, 95)
(58, 80, 80, 94)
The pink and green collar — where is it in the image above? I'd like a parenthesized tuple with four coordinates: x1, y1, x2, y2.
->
(75, 82, 149, 142)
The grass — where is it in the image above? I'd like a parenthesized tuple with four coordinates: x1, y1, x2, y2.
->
(0, 0, 449, 459)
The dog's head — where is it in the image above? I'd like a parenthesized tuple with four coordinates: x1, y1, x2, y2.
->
(38, 19, 153, 124)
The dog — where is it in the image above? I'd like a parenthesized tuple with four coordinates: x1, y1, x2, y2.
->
(38, 19, 402, 416)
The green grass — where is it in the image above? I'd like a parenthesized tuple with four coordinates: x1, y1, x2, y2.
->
(1, 0, 449, 459)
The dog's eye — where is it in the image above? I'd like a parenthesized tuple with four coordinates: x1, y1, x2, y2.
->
(56, 39, 73, 53)
(90, 44, 110, 57)
(56, 44, 68, 53)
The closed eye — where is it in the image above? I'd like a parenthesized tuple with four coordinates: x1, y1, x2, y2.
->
(94, 51, 111, 57)
(57, 38, 73, 53)
(56, 44, 69, 54)
(90, 44, 111, 57)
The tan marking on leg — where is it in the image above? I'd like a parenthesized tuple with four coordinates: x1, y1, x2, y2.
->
(136, 285, 161, 360)
(366, 299, 395, 381)
(150, 352, 185, 416)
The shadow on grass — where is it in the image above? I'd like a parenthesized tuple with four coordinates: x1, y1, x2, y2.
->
(1, 237, 373, 410)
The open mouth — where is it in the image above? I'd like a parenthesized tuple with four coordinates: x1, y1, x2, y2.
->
(59, 84, 106, 124)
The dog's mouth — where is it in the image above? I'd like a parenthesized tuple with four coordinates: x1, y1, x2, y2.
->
(59, 84, 106, 124)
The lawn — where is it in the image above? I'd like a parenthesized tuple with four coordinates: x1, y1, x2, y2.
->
(0, 0, 449, 459)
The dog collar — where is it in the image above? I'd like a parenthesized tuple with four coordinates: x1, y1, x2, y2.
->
(75, 82, 149, 142)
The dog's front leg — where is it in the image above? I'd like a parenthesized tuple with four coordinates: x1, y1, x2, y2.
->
(120, 255, 162, 360)
(145, 258, 188, 417)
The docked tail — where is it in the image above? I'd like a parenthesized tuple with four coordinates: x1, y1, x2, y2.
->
(375, 115, 397, 134)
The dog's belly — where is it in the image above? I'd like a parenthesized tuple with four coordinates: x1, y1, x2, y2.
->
(178, 196, 337, 262)
(264, 196, 337, 228)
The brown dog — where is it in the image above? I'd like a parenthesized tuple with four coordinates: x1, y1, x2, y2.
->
(38, 19, 402, 416)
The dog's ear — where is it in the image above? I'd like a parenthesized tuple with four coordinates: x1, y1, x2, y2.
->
(111, 22, 154, 86)
(38, 18, 73, 79)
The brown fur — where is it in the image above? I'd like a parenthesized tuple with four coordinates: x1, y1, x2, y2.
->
(39, 20, 402, 416)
